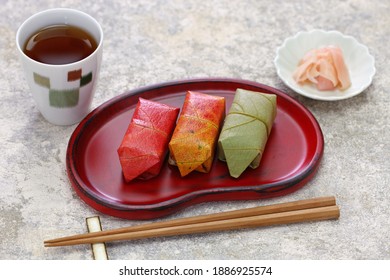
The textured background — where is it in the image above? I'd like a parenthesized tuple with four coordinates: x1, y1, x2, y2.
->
(0, 0, 389, 259)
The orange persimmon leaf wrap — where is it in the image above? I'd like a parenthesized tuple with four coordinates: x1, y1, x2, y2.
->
(118, 98, 179, 182)
(168, 91, 225, 176)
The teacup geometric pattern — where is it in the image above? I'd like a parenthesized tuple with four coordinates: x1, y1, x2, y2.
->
(33, 69, 92, 108)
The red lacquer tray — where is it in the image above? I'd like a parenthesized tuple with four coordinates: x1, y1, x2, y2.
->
(66, 78, 324, 220)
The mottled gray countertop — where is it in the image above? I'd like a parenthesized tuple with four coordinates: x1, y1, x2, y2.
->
(1, 0, 389, 260)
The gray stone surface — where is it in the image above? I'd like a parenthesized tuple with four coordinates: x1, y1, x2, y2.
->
(0, 0, 389, 260)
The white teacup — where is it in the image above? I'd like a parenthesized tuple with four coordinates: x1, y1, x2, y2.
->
(16, 8, 103, 125)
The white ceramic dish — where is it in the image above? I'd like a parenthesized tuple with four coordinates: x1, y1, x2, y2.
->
(274, 30, 376, 101)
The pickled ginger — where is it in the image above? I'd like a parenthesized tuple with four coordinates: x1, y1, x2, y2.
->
(293, 46, 351, 91)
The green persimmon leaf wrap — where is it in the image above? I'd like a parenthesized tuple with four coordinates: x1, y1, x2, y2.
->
(218, 88, 277, 178)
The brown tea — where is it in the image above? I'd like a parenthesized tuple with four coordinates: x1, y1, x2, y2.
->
(23, 24, 97, 65)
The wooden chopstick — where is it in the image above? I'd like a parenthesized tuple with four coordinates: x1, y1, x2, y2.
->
(44, 196, 339, 247)
(45, 196, 335, 245)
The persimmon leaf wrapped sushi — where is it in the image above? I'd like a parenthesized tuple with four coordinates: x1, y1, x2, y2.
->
(218, 88, 277, 178)
(168, 91, 225, 177)
(118, 98, 179, 182)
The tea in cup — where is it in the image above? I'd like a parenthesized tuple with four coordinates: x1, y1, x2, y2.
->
(16, 8, 103, 125)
